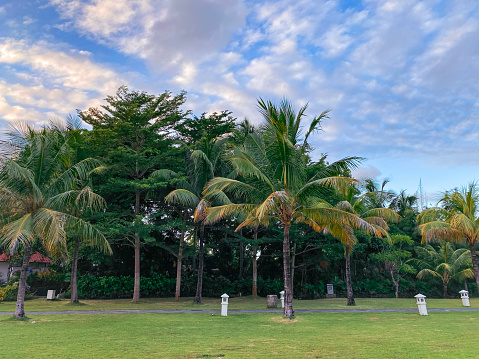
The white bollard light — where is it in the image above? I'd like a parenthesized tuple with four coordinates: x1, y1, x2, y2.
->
(414, 294, 428, 316)
(221, 293, 229, 316)
(47, 290, 56, 300)
(279, 291, 285, 308)
(459, 290, 470, 307)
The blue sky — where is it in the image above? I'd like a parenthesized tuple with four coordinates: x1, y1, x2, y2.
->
(1, 0, 479, 202)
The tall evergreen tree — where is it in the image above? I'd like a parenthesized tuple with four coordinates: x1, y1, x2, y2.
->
(79, 86, 187, 302)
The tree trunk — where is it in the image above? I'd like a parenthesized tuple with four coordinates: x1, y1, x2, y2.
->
(70, 237, 80, 303)
(291, 242, 296, 297)
(443, 282, 448, 299)
(194, 223, 205, 304)
(252, 227, 258, 298)
(389, 265, 399, 299)
(345, 244, 356, 306)
(283, 224, 294, 318)
(192, 227, 197, 275)
(132, 188, 141, 302)
(15, 243, 32, 318)
(175, 228, 185, 301)
(469, 242, 479, 295)
(239, 240, 244, 280)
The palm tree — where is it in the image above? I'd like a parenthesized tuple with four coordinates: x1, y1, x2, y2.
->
(390, 190, 417, 216)
(0, 123, 109, 318)
(68, 186, 112, 303)
(411, 242, 473, 298)
(52, 119, 112, 304)
(363, 179, 396, 208)
(418, 183, 479, 294)
(325, 186, 400, 305)
(152, 136, 230, 304)
(204, 98, 381, 318)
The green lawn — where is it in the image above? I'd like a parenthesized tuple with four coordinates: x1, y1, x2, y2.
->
(1, 296, 477, 312)
(2, 311, 479, 358)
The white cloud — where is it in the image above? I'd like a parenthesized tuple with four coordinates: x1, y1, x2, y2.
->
(49, 0, 248, 72)
(0, 38, 128, 124)
(352, 165, 382, 180)
(320, 25, 353, 58)
(0, 39, 124, 92)
(23, 16, 36, 25)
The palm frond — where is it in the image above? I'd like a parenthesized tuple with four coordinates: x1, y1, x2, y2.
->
(165, 189, 200, 208)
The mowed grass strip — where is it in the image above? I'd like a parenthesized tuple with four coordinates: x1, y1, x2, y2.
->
(2, 312, 479, 358)
(1, 296, 478, 313)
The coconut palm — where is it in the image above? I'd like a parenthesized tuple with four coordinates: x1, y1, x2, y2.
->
(418, 183, 479, 294)
(152, 136, 230, 304)
(325, 186, 400, 305)
(363, 179, 396, 208)
(390, 190, 417, 216)
(0, 123, 110, 318)
(411, 242, 473, 298)
(203, 98, 381, 318)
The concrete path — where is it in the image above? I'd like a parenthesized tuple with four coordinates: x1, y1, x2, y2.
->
(2, 308, 479, 316)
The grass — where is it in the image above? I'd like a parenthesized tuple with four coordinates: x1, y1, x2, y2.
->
(1, 296, 478, 312)
(2, 311, 479, 358)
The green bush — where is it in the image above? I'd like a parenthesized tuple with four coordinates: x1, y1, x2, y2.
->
(0, 284, 19, 301)
(77, 273, 176, 299)
(28, 270, 66, 287)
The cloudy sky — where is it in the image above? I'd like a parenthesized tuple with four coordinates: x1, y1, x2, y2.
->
(1, 0, 479, 200)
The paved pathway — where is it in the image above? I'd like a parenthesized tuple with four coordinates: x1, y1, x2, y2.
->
(2, 308, 479, 316)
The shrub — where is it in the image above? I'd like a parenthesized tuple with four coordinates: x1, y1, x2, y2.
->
(0, 284, 19, 301)
(77, 273, 176, 299)
(28, 270, 66, 287)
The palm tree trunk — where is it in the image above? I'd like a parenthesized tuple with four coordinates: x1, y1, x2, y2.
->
(283, 224, 294, 318)
(194, 223, 205, 304)
(192, 228, 197, 275)
(70, 237, 80, 303)
(175, 228, 185, 301)
(443, 282, 448, 299)
(469, 242, 479, 295)
(291, 242, 296, 297)
(15, 243, 32, 318)
(345, 244, 356, 306)
(252, 227, 258, 298)
(132, 188, 141, 302)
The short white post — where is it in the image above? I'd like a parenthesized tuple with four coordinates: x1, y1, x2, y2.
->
(47, 290, 56, 300)
(414, 294, 428, 315)
(221, 293, 229, 316)
(459, 290, 470, 307)
(279, 290, 285, 308)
